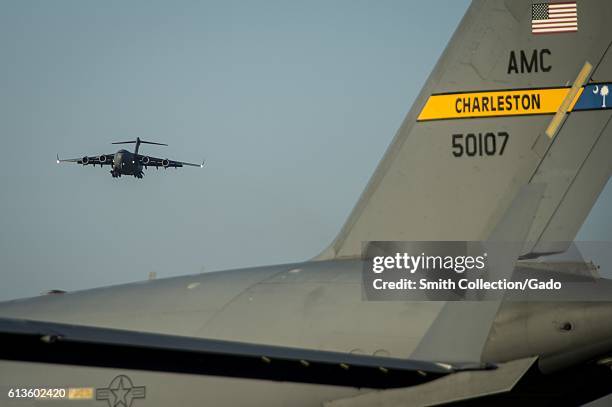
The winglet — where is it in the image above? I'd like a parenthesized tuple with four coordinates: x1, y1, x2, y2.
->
(56, 154, 60, 164)
(200, 159, 206, 168)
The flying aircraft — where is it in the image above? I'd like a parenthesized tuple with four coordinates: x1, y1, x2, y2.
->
(2, 0, 612, 406)
(56, 137, 204, 178)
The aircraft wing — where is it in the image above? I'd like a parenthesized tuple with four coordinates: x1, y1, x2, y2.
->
(139, 155, 204, 168)
(0, 317, 492, 389)
(56, 154, 114, 166)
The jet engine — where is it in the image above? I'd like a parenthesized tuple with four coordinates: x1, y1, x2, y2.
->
(162, 159, 170, 167)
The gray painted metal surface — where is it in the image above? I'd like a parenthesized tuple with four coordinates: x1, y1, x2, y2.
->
(319, 0, 612, 259)
(2, 0, 612, 405)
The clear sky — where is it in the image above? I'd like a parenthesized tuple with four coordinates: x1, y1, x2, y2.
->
(0, 0, 610, 302)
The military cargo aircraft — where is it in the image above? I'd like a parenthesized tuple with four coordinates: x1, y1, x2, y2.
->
(57, 137, 204, 178)
(2, 0, 612, 405)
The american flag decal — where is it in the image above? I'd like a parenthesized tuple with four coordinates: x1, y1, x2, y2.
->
(531, 2, 578, 34)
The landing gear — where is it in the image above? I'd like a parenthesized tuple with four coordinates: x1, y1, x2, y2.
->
(134, 172, 144, 179)
(110, 170, 121, 178)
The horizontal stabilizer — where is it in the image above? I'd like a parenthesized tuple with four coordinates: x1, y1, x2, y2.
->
(0, 318, 493, 389)
(325, 357, 538, 407)
(112, 139, 167, 146)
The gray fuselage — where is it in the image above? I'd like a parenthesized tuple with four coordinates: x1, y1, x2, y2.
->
(112, 150, 142, 176)
(1, 260, 612, 406)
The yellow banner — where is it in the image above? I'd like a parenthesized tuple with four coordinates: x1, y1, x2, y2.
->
(417, 87, 583, 121)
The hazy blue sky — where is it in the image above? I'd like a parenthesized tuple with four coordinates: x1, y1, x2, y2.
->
(0, 1, 610, 302)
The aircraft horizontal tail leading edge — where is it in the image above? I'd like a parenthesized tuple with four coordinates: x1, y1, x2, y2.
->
(318, 0, 612, 260)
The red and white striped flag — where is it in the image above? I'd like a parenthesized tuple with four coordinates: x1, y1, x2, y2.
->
(531, 2, 578, 34)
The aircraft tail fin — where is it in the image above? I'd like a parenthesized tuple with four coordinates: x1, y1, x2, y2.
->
(317, 0, 612, 260)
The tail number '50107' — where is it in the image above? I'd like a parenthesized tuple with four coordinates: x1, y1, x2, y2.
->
(452, 132, 508, 157)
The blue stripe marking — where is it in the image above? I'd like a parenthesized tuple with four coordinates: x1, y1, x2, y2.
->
(574, 84, 612, 111)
